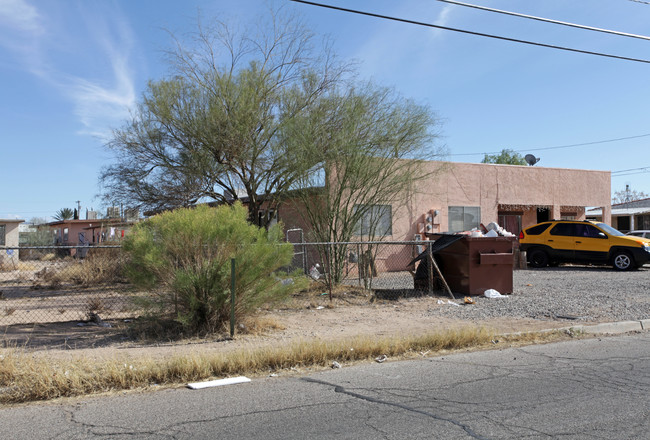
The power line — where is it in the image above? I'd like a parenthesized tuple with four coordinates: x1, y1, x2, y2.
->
(449, 133, 650, 157)
(290, 0, 650, 64)
(628, 0, 650, 5)
(611, 170, 650, 177)
(437, 0, 650, 41)
(612, 166, 650, 174)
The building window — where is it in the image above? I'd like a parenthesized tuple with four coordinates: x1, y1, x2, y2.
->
(257, 209, 279, 228)
(354, 204, 392, 237)
(0, 225, 5, 246)
(448, 206, 481, 232)
(63, 228, 69, 243)
(636, 215, 650, 230)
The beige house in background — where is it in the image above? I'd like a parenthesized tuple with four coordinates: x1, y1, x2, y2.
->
(0, 219, 24, 266)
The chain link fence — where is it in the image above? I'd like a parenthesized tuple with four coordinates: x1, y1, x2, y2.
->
(0, 246, 145, 327)
(287, 241, 442, 299)
(0, 241, 441, 327)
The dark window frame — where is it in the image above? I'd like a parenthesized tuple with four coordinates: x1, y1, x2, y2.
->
(353, 204, 393, 237)
(448, 206, 481, 232)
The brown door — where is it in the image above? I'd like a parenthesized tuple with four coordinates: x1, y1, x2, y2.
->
(498, 214, 522, 236)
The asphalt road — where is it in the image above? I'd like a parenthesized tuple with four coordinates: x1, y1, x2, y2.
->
(2, 332, 649, 439)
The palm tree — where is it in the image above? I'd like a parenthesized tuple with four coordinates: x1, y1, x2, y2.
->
(53, 208, 74, 221)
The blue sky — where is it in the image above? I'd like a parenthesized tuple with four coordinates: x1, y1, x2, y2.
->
(1, 0, 649, 221)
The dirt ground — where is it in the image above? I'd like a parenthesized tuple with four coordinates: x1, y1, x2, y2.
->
(0, 293, 575, 361)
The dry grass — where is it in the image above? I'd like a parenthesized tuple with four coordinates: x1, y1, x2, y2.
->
(0, 327, 575, 405)
(276, 281, 373, 310)
(41, 250, 126, 288)
(237, 316, 287, 335)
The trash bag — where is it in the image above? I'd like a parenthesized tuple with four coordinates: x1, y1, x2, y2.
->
(484, 289, 506, 298)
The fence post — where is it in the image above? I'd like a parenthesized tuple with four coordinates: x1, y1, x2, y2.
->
(326, 244, 333, 301)
(427, 242, 433, 296)
(230, 258, 236, 338)
(357, 243, 361, 287)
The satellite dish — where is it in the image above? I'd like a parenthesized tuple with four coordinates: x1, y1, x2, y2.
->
(525, 154, 540, 166)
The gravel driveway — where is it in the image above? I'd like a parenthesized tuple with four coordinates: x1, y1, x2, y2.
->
(427, 265, 650, 323)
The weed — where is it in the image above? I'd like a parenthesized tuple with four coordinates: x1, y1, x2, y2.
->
(4, 307, 16, 316)
(86, 298, 104, 314)
(236, 316, 286, 335)
(0, 327, 521, 404)
(42, 249, 126, 288)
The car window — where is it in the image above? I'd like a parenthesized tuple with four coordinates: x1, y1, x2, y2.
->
(628, 232, 642, 237)
(550, 223, 577, 236)
(525, 223, 552, 235)
(596, 223, 624, 236)
(582, 224, 606, 238)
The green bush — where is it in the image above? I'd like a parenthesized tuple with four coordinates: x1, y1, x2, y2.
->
(123, 203, 307, 333)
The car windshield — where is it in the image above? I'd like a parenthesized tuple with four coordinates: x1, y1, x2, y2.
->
(596, 223, 624, 237)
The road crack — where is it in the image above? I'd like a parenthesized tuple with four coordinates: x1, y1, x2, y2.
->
(302, 377, 491, 440)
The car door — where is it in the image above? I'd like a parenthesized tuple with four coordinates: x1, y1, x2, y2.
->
(547, 223, 577, 261)
(573, 224, 609, 263)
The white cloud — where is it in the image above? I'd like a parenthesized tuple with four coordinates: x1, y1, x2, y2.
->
(0, 0, 136, 139)
(0, 0, 43, 34)
(351, 3, 457, 85)
(65, 13, 137, 138)
(430, 4, 454, 39)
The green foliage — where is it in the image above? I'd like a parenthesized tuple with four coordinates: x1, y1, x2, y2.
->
(123, 203, 307, 333)
(101, 8, 348, 225)
(288, 84, 444, 283)
(19, 227, 53, 246)
(53, 208, 74, 221)
(481, 149, 527, 165)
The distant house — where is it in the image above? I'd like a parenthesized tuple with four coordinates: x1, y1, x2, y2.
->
(587, 198, 650, 232)
(0, 218, 24, 266)
(45, 218, 137, 246)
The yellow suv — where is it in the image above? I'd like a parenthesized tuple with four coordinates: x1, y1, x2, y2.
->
(519, 220, 650, 270)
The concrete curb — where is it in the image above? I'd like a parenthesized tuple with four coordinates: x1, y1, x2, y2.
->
(506, 320, 649, 337)
(576, 320, 644, 334)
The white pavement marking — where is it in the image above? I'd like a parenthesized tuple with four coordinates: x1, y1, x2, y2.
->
(187, 376, 251, 390)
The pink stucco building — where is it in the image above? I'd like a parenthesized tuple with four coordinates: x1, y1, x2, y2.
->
(277, 161, 612, 242)
(392, 161, 611, 241)
(47, 219, 134, 246)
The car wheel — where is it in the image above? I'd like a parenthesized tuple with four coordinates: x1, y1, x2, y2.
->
(528, 249, 549, 268)
(612, 251, 635, 271)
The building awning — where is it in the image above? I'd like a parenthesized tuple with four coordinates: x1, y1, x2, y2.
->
(587, 207, 650, 216)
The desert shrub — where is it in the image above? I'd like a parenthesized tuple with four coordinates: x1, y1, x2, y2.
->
(123, 203, 307, 333)
(43, 248, 126, 287)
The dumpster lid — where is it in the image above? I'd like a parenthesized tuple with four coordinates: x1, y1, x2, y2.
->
(408, 234, 465, 267)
